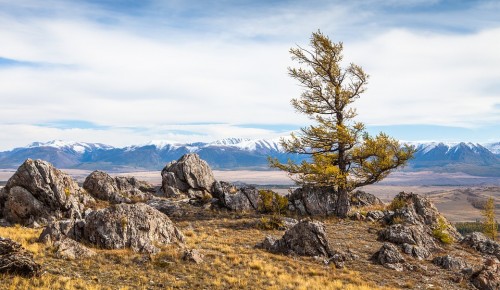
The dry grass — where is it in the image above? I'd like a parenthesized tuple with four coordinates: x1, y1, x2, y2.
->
(0, 216, 392, 290)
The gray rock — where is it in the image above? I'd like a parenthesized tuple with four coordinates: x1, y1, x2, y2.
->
(182, 249, 203, 264)
(1, 159, 93, 226)
(53, 238, 96, 260)
(461, 232, 500, 259)
(378, 224, 438, 260)
(288, 186, 337, 216)
(212, 181, 260, 211)
(432, 255, 468, 271)
(471, 258, 500, 290)
(259, 220, 334, 257)
(38, 219, 86, 244)
(350, 190, 383, 207)
(146, 198, 193, 218)
(373, 243, 405, 271)
(385, 192, 461, 241)
(0, 237, 41, 277)
(83, 171, 153, 204)
(161, 154, 216, 199)
(83, 203, 185, 254)
(366, 210, 385, 221)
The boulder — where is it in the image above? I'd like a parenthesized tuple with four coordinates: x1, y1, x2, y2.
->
(53, 238, 96, 260)
(373, 243, 405, 271)
(146, 198, 193, 218)
(471, 258, 500, 290)
(0, 237, 41, 277)
(288, 186, 337, 216)
(212, 181, 260, 211)
(350, 190, 383, 207)
(83, 171, 153, 204)
(83, 203, 185, 254)
(432, 255, 468, 271)
(1, 159, 93, 226)
(461, 232, 500, 259)
(378, 224, 438, 260)
(366, 210, 385, 221)
(258, 220, 331, 254)
(161, 154, 216, 199)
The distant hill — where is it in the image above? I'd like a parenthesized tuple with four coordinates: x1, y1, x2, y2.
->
(0, 139, 499, 176)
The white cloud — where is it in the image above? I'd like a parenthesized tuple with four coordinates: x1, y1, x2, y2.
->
(0, 0, 499, 149)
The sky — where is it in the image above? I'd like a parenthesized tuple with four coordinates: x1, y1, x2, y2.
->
(0, 0, 499, 150)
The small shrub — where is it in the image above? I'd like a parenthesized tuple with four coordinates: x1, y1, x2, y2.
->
(433, 217, 454, 245)
(258, 190, 288, 215)
(388, 196, 406, 211)
(120, 216, 128, 231)
(391, 216, 404, 225)
(64, 187, 71, 197)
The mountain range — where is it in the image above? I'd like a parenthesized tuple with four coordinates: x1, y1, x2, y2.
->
(0, 139, 499, 177)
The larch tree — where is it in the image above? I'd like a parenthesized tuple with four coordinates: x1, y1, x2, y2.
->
(483, 197, 498, 240)
(270, 31, 415, 218)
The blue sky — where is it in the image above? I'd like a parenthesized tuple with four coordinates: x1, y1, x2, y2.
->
(0, 0, 499, 150)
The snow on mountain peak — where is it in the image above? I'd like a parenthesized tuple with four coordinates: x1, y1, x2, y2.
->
(26, 140, 113, 153)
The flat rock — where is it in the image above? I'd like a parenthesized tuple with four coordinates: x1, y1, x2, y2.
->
(432, 255, 468, 271)
(53, 238, 96, 260)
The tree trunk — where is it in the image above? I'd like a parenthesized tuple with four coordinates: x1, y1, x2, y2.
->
(335, 187, 349, 218)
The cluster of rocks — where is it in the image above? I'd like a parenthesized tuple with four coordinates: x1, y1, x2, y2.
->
(39, 203, 185, 255)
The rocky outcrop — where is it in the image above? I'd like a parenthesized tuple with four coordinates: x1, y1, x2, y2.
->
(83, 171, 153, 204)
(373, 243, 405, 271)
(461, 232, 500, 259)
(38, 219, 86, 244)
(53, 238, 96, 260)
(471, 259, 500, 290)
(379, 224, 438, 260)
(288, 186, 337, 216)
(161, 154, 216, 199)
(432, 255, 468, 271)
(384, 192, 461, 241)
(212, 181, 260, 211)
(83, 203, 185, 254)
(350, 190, 383, 207)
(146, 198, 194, 218)
(1, 159, 93, 226)
(0, 237, 41, 277)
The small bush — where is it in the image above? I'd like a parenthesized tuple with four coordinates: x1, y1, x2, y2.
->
(388, 196, 406, 211)
(64, 187, 71, 197)
(433, 217, 454, 245)
(391, 216, 404, 225)
(258, 190, 288, 215)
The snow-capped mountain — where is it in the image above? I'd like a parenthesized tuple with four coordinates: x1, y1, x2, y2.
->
(0, 139, 498, 176)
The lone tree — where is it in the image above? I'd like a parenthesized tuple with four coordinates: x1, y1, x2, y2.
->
(270, 31, 415, 218)
(483, 196, 498, 240)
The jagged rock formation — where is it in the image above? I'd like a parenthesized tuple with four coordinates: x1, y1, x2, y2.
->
(212, 181, 260, 211)
(373, 243, 406, 271)
(38, 219, 86, 244)
(379, 224, 438, 260)
(377, 192, 461, 265)
(461, 232, 500, 259)
(161, 153, 216, 199)
(0, 237, 41, 277)
(288, 186, 337, 216)
(432, 255, 469, 271)
(83, 170, 154, 204)
(350, 190, 383, 207)
(0, 159, 93, 226)
(471, 259, 500, 290)
(383, 192, 461, 240)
